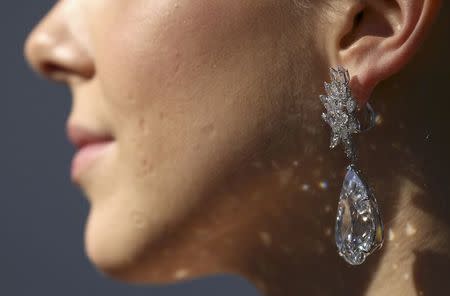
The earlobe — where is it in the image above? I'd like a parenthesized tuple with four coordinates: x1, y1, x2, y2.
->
(329, 0, 442, 104)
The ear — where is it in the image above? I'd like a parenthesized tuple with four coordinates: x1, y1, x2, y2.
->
(324, 0, 442, 105)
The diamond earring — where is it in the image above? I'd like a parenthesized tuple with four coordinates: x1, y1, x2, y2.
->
(319, 66, 384, 265)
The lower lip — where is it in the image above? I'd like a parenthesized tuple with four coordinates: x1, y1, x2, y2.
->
(71, 141, 114, 181)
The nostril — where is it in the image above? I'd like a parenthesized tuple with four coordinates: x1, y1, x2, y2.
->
(41, 62, 60, 74)
(23, 0, 95, 84)
(25, 37, 95, 83)
(24, 25, 95, 83)
(24, 32, 62, 80)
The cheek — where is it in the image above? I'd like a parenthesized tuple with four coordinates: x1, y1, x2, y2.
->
(95, 0, 275, 108)
(83, 0, 293, 270)
(84, 0, 298, 187)
(90, 0, 297, 206)
(94, 0, 281, 155)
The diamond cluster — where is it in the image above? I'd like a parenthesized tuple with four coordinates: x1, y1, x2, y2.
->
(320, 66, 360, 161)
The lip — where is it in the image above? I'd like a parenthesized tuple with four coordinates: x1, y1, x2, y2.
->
(70, 140, 114, 181)
(66, 123, 114, 181)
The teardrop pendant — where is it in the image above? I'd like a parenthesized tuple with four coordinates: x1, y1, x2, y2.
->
(335, 165, 384, 265)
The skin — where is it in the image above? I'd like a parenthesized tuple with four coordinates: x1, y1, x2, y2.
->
(24, 0, 449, 295)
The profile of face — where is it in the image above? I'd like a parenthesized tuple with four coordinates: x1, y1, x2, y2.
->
(24, 0, 442, 292)
(24, 0, 320, 276)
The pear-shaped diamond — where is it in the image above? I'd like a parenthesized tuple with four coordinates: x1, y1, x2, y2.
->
(335, 165, 384, 265)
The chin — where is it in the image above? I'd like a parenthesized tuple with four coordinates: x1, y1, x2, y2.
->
(82, 205, 161, 282)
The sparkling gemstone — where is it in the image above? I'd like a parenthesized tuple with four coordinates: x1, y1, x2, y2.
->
(335, 165, 384, 265)
(319, 66, 361, 162)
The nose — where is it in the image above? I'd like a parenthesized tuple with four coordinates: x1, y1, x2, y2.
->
(24, 1, 95, 84)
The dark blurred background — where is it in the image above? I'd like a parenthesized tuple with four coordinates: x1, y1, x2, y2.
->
(0, 1, 260, 295)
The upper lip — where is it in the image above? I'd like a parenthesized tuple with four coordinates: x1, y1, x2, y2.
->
(66, 122, 114, 149)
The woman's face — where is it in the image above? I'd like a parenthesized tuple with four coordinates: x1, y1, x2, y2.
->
(25, 0, 318, 275)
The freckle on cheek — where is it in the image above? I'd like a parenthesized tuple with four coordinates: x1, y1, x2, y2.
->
(200, 123, 216, 139)
(137, 117, 150, 137)
(130, 210, 146, 229)
(137, 158, 155, 178)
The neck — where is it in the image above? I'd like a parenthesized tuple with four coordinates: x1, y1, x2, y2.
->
(232, 45, 450, 294)
(221, 67, 450, 295)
